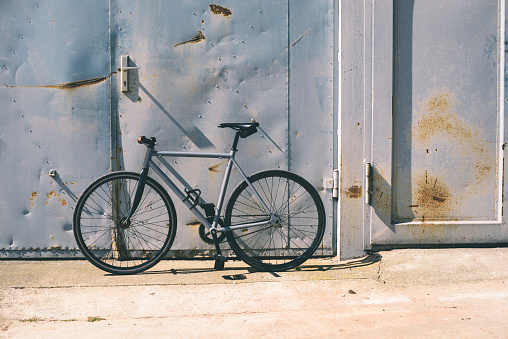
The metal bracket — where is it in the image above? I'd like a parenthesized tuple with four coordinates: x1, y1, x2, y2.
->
(120, 55, 140, 92)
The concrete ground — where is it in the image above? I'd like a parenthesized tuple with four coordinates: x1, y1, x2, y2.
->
(1, 248, 508, 338)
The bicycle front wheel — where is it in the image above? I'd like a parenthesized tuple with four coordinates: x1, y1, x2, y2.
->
(225, 170, 325, 271)
(73, 172, 177, 274)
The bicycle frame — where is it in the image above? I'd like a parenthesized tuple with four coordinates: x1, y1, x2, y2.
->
(135, 135, 278, 235)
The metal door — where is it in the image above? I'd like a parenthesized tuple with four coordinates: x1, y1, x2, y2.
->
(110, 0, 335, 256)
(368, 0, 507, 246)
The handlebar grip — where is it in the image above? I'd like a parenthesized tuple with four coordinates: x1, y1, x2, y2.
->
(137, 136, 147, 144)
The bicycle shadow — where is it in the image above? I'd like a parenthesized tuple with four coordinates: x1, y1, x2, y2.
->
(125, 253, 381, 279)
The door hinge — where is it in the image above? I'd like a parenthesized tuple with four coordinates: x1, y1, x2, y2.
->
(332, 169, 339, 199)
(365, 161, 372, 204)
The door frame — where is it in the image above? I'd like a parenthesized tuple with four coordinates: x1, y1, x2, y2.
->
(339, 0, 508, 260)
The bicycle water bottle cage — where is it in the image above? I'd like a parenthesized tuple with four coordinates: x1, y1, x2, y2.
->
(217, 122, 259, 138)
(137, 136, 157, 148)
(183, 188, 202, 209)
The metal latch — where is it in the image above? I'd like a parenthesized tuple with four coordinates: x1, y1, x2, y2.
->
(332, 169, 339, 199)
(120, 55, 140, 92)
(364, 162, 372, 204)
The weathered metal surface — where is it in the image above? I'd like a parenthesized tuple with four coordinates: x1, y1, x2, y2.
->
(0, 0, 111, 257)
(366, 0, 508, 246)
(111, 0, 334, 255)
(0, 0, 335, 258)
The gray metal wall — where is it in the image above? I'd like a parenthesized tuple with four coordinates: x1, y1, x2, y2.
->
(0, 1, 336, 258)
(340, 0, 508, 259)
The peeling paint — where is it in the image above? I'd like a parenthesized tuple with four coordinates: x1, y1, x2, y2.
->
(9, 76, 108, 89)
(209, 4, 232, 17)
(173, 31, 206, 47)
(345, 185, 362, 199)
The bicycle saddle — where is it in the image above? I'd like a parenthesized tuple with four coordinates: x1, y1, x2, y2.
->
(218, 122, 259, 138)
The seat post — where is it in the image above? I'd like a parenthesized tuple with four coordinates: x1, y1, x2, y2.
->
(231, 131, 241, 151)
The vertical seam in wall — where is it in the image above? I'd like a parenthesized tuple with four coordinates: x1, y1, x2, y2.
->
(287, 0, 292, 172)
(108, 0, 115, 172)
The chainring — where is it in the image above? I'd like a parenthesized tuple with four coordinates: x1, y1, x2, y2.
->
(199, 217, 226, 245)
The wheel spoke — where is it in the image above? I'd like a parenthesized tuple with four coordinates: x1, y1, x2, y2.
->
(74, 172, 176, 274)
(226, 171, 325, 271)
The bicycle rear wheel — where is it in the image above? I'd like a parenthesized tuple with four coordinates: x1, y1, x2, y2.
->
(225, 170, 325, 271)
(73, 171, 177, 274)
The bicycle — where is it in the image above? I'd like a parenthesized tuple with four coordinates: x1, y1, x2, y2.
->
(73, 121, 325, 274)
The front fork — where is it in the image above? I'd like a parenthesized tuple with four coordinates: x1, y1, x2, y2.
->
(122, 167, 149, 226)
(123, 142, 155, 226)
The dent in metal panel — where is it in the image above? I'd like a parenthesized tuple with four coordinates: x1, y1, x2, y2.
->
(288, 0, 335, 253)
(0, 0, 110, 87)
(110, 0, 295, 252)
(0, 0, 110, 255)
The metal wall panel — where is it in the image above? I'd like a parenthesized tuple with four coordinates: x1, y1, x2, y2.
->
(0, 0, 111, 257)
(111, 0, 335, 256)
(0, 0, 336, 258)
(288, 0, 335, 253)
(366, 0, 507, 247)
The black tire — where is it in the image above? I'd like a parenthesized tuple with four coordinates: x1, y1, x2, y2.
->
(73, 171, 177, 274)
(225, 170, 325, 271)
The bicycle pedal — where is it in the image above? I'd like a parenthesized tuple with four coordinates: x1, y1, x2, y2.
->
(214, 255, 227, 271)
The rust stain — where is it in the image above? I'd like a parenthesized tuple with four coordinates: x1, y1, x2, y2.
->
(345, 185, 363, 199)
(209, 4, 232, 17)
(47, 190, 60, 200)
(30, 192, 39, 209)
(186, 221, 201, 227)
(44, 190, 66, 207)
(208, 163, 222, 173)
(173, 31, 206, 47)
(411, 173, 455, 220)
(414, 90, 495, 184)
(11, 76, 108, 89)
